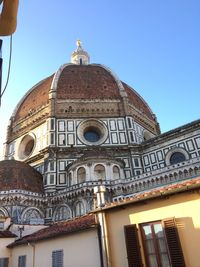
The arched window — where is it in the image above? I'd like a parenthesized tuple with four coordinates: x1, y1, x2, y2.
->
(170, 152, 186, 165)
(113, 166, 120, 180)
(94, 164, 105, 180)
(22, 208, 43, 224)
(55, 206, 71, 222)
(75, 202, 85, 217)
(77, 167, 86, 183)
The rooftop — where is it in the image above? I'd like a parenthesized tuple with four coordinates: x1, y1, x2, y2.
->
(7, 214, 97, 248)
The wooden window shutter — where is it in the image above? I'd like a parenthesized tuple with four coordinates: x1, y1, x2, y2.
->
(124, 224, 143, 267)
(163, 218, 186, 267)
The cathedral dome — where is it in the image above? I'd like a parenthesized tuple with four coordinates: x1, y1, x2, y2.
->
(0, 160, 44, 193)
(10, 42, 158, 135)
(12, 64, 154, 122)
(5, 41, 160, 164)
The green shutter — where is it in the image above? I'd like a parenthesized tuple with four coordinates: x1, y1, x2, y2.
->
(124, 224, 143, 267)
(163, 218, 186, 267)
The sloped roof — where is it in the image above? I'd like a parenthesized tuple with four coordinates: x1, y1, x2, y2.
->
(8, 214, 97, 248)
(0, 230, 17, 238)
(95, 177, 200, 211)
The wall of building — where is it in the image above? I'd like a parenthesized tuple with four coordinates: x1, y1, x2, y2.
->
(6, 121, 48, 161)
(0, 238, 14, 258)
(142, 129, 200, 172)
(105, 191, 200, 267)
(10, 228, 101, 267)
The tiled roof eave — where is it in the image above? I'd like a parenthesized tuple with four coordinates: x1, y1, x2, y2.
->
(92, 176, 200, 212)
(7, 214, 97, 248)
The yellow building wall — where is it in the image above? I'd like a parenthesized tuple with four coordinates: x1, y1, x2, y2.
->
(10, 228, 101, 267)
(0, 238, 15, 259)
(9, 245, 33, 267)
(106, 191, 200, 267)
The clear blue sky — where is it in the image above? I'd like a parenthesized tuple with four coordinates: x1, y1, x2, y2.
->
(0, 0, 200, 158)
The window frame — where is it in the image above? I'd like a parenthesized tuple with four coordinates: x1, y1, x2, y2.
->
(140, 220, 171, 267)
(124, 218, 186, 267)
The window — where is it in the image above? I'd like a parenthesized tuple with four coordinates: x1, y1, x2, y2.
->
(169, 152, 186, 165)
(165, 148, 189, 166)
(50, 133, 55, 145)
(50, 118, 55, 130)
(52, 250, 63, 267)
(49, 174, 55, 185)
(59, 173, 66, 184)
(130, 132, 134, 142)
(49, 161, 55, 171)
(18, 255, 26, 267)
(77, 119, 108, 145)
(0, 221, 4, 229)
(0, 258, 9, 267)
(94, 164, 105, 180)
(127, 118, 132, 128)
(68, 173, 72, 186)
(46, 208, 52, 218)
(18, 134, 35, 160)
(75, 201, 85, 217)
(55, 206, 71, 221)
(77, 167, 86, 183)
(22, 208, 43, 224)
(134, 158, 139, 167)
(58, 134, 66, 145)
(140, 221, 171, 267)
(58, 121, 65, 132)
(84, 127, 101, 142)
(124, 218, 186, 267)
(113, 166, 120, 179)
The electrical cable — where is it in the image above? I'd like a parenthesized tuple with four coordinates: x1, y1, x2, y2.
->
(1, 34, 12, 98)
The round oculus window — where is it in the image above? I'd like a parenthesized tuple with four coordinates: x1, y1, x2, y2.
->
(78, 120, 108, 145)
(84, 127, 101, 142)
(18, 134, 36, 160)
(169, 152, 186, 165)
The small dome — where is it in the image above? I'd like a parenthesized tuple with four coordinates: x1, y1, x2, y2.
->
(0, 160, 44, 193)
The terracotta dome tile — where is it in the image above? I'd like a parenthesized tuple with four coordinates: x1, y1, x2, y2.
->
(14, 75, 54, 122)
(56, 65, 121, 100)
(0, 160, 44, 193)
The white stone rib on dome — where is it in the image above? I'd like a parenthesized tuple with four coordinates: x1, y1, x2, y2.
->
(124, 82, 155, 117)
(50, 63, 74, 95)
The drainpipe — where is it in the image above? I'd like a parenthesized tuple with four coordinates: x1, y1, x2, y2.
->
(94, 186, 111, 267)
